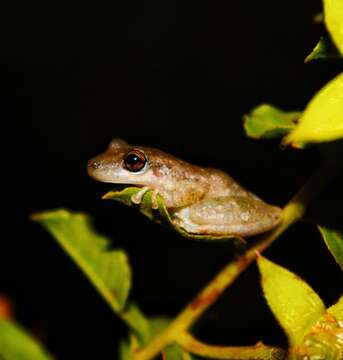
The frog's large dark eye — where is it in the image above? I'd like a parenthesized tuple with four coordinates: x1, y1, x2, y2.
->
(124, 150, 147, 172)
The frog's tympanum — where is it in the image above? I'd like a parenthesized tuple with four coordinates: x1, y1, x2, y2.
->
(88, 138, 282, 237)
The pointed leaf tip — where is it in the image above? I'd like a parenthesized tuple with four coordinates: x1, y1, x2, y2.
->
(304, 36, 342, 63)
(318, 226, 343, 271)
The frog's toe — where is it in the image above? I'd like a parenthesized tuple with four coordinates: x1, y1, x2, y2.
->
(151, 189, 160, 210)
(131, 186, 150, 205)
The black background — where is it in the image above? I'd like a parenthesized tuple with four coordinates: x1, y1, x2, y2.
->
(1, 0, 343, 359)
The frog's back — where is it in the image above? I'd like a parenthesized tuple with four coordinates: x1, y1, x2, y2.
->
(203, 168, 249, 198)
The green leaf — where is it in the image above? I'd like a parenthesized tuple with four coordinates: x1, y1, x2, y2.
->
(148, 316, 170, 337)
(121, 303, 151, 344)
(318, 226, 343, 271)
(103, 187, 245, 247)
(304, 36, 342, 63)
(258, 256, 326, 346)
(323, 0, 343, 55)
(163, 343, 194, 360)
(119, 317, 170, 360)
(32, 209, 130, 310)
(119, 333, 139, 360)
(283, 72, 343, 148)
(0, 319, 53, 360)
(32, 209, 150, 344)
(243, 104, 301, 140)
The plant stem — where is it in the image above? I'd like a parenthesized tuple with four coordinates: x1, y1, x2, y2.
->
(134, 163, 335, 360)
(176, 332, 286, 360)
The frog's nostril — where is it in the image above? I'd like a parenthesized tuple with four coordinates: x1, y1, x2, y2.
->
(87, 157, 106, 180)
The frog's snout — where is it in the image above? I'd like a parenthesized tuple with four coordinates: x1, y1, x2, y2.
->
(87, 156, 106, 180)
(87, 155, 118, 183)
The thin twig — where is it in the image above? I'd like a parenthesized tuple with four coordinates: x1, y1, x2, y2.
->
(176, 332, 286, 360)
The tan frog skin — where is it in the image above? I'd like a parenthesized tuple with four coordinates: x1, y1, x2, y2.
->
(87, 138, 282, 237)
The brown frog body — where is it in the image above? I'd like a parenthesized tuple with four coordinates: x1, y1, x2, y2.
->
(87, 138, 282, 237)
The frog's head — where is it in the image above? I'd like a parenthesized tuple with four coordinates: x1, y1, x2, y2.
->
(87, 138, 174, 187)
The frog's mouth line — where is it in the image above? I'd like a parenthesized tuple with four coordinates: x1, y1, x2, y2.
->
(97, 181, 147, 198)
(106, 183, 143, 191)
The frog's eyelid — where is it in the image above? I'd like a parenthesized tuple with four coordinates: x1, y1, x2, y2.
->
(109, 138, 128, 149)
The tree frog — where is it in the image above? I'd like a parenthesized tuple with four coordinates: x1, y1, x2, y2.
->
(87, 138, 282, 237)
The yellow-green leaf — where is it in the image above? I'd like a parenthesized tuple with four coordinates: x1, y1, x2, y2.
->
(318, 226, 343, 271)
(103, 187, 245, 246)
(283, 72, 343, 148)
(323, 0, 343, 55)
(32, 209, 150, 344)
(328, 294, 343, 322)
(243, 104, 300, 139)
(304, 36, 342, 63)
(258, 256, 326, 346)
(0, 319, 54, 360)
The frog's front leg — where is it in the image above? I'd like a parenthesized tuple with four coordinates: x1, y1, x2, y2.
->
(131, 187, 160, 210)
(172, 196, 282, 237)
